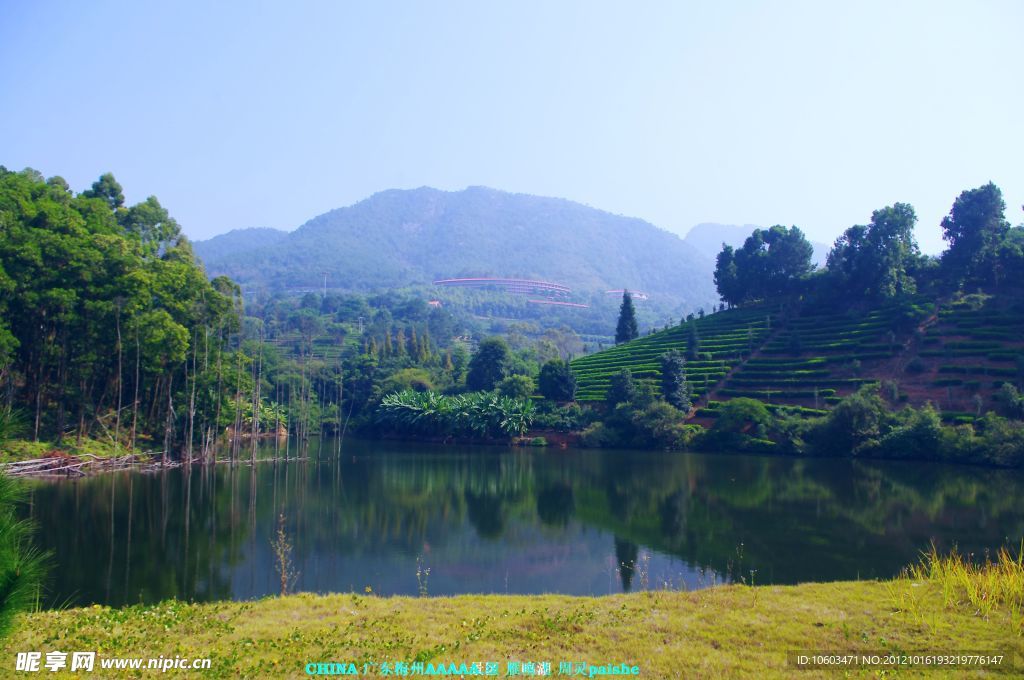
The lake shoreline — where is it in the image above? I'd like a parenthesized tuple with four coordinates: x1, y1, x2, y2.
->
(6, 578, 1017, 679)
(3, 428, 1022, 480)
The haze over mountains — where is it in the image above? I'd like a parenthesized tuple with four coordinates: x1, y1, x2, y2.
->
(194, 186, 718, 308)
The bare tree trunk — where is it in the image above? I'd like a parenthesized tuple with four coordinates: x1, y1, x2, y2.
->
(131, 324, 140, 451)
(187, 329, 198, 462)
(115, 308, 123, 452)
(55, 330, 68, 445)
(336, 357, 343, 458)
(250, 324, 263, 464)
(274, 380, 281, 460)
(212, 325, 224, 464)
(163, 374, 173, 464)
(232, 350, 243, 463)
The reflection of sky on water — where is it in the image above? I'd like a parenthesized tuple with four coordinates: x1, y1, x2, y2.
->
(232, 521, 716, 600)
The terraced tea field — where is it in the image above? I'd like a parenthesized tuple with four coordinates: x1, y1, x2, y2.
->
(570, 306, 777, 402)
(897, 296, 1024, 421)
(699, 303, 923, 415)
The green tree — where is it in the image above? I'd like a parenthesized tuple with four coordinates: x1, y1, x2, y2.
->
(497, 374, 534, 400)
(941, 182, 1010, 286)
(466, 337, 510, 391)
(81, 172, 124, 210)
(761, 225, 815, 297)
(713, 245, 741, 307)
(827, 203, 919, 299)
(725, 226, 814, 303)
(659, 350, 691, 411)
(538, 359, 577, 402)
(606, 368, 637, 408)
(615, 291, 639, 344)
(814, 385, 888, 455)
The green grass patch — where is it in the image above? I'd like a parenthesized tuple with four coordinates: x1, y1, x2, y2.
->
(5, 569, 1019, 679)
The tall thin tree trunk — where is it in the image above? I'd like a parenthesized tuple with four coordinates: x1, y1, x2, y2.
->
(274, 380, 281, 460)
(55, 330, 68, 445)
(187, 329, 198, 462)
(285, 382, 291, 461)
(213, 325, 224, 464)
(250, 324, 263, 464)
(131, 324, 140, 451)
(115, 308, 123, 452)
(163, 374, 173, 464)
(232, 350, 243, 463)
(336, 358, 343, 458)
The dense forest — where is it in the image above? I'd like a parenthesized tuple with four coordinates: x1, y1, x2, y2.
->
(0, 168, 247, 460)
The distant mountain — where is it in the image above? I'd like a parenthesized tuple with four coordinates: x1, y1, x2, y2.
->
(193, 227, 289, 264)
(684, 222, 829, 267)
(194, 186, 718, 308)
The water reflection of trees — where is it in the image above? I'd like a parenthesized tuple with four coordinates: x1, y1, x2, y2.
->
(22, 440, 1024, 606)
(581, 452, 1024, 583)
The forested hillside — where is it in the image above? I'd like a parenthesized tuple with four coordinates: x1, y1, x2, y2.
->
(194, 186, 717, 308)
(0, 168, 243, 458)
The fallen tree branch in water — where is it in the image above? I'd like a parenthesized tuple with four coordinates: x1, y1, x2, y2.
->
(0, 453, 179, 477)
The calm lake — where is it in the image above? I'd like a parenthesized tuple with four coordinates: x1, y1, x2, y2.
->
(22, 438, 1024, 608)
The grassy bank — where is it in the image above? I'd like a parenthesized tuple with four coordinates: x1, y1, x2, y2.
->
(6, 552, 1021, 679)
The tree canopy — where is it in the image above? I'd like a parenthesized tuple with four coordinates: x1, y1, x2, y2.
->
(714, 225, 814, 306)
(466, 337, 510, 391)
(538, 359, 576, 402)
(941, 182, 1010, 286)
(826, 202, 920, 299)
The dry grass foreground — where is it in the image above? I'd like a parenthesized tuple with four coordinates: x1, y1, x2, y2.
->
(5, 550, 1022, 679)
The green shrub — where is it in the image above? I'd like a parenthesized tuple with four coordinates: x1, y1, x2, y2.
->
(497, 374, 534, 400)
(580, 421, 621, 448)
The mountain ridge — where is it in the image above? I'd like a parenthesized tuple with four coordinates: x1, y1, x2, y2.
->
(193, 186, 718, 308)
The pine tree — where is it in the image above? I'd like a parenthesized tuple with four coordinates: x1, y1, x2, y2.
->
(615, 291, 639, 345)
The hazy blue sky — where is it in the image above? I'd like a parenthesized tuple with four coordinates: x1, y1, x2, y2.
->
(2, 1, 1020, 254)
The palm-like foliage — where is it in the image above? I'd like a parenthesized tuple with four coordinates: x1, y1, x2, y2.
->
(0, 474, 47, 638)
(377, 390, 535, 438)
